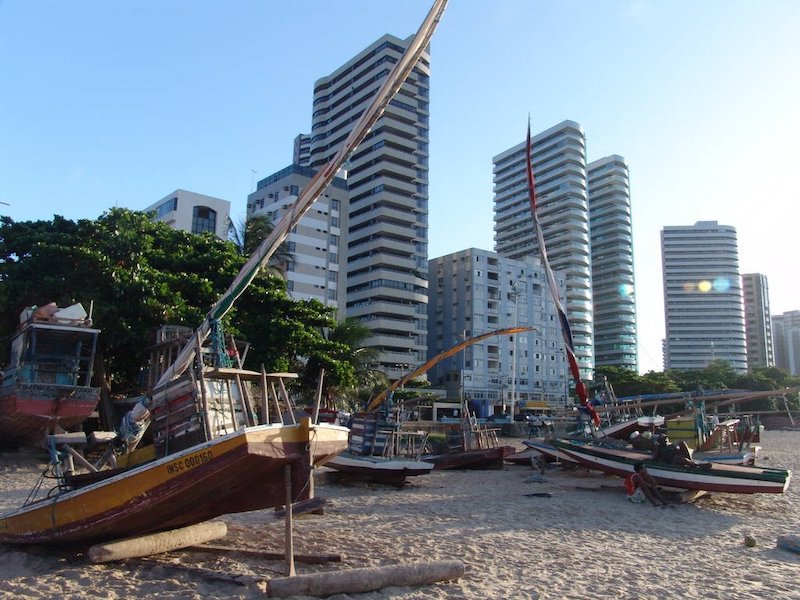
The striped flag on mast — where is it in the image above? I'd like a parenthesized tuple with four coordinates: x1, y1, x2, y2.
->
(524, 121, 600, 426)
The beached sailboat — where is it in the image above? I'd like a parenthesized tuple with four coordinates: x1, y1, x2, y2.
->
(326, 412, 434, 486)
(0, 0, 449, 546)
(369, 328, 526, 471)
(329, 327, 527, 479)
(0, 302, 100, 446)
(421, 411, 516, 470)
(552, 437, 790, 494)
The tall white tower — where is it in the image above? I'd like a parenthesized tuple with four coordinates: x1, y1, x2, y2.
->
(305, 35, 431, 379)
(493, 121, 594, 381)
(661, 221, 747, 372)
(587, 155, 637, 371)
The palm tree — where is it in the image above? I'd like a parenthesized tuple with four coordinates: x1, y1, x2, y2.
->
(310, 318, 387, 411)
(227, 214, 293, 276)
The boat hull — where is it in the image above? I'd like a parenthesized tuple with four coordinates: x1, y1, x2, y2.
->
(0, 421, 348, 545)
(553, 438, 790, 494)
(423, 446, 515, 470)
(522, 439, 578, 464)
(0, 382, 100, 445)
(505, 448, 541, 465)
(326, 453, 434, 486)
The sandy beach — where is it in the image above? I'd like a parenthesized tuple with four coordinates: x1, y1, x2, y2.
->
(1, 430, 799, 600)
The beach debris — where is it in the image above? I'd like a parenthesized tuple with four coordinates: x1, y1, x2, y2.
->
(523, 474, 549, 483)
(266, 559, 465, 598)
(776, 534, 800, 554)
(523, 492, 553, 498)
(743, 534, 757, 548)
(87, 520, 228, 563)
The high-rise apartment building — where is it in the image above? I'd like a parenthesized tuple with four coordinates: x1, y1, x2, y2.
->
(428, 248, 569, 416)
(587, 155, 637, 371)
(772, 311, 800, 375)
(246, 165, 348, 309)
(661, 221, 747, 372)
(293, 134, 311, 167)
(144, 189, 230, 240)
(741, 273, 774, 368)
(300, 34, 431, 379)
(493, 121, 594, 380)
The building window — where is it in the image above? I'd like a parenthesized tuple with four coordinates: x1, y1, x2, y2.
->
(191, 206, 217, 235)
(156, 197, 178, 218)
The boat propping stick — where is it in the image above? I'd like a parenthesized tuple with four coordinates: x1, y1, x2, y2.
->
(87, 520, 228, 563)
(266, 560, 465, 598)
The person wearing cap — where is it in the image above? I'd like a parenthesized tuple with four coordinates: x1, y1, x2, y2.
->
(630, 430, 656, 452)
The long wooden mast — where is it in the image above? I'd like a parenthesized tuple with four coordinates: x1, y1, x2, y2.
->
(367, 327, 535, 412)
(153, 0, 449, 392)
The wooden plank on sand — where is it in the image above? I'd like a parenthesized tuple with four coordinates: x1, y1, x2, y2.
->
(266, 560, 465, 598)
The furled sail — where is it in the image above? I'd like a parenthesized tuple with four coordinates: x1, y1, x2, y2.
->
(524, 122, 600, 426)
(117, 0, 450, 447)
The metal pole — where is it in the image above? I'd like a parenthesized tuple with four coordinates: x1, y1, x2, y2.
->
(460, 330, 466, 413)
(510, 283, 517, 420)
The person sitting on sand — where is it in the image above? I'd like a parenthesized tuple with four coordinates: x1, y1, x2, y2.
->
(625, 462, 671, 507)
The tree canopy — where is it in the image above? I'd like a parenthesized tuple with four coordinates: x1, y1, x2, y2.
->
(595, 361, 800, 412)
(0, 209, 344, 400)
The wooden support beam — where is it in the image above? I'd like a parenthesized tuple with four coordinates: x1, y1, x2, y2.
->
(192, 544, 342, 564)
(284, 464, 295, 577)
(87, 521, 228, 563)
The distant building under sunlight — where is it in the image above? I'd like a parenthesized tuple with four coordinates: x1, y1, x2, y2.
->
(772, 311, 800, 376)
(587, 155, 638, 372)
(144, 189, 230, 240)
(742, 273, 774, 369)
(661, 221, 747, 372)
(428, 248, 570, 416)
(247, 165, 348, 310)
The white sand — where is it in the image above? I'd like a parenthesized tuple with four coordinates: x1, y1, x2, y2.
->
(1, 430, 799, 600)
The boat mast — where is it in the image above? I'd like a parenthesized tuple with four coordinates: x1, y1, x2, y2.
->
(523, 121, 600, 426)
(117, 0, 450, 445)
(156, 0, 449, 390)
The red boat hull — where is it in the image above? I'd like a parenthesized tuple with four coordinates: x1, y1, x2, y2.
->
(0, 383, 100, 445)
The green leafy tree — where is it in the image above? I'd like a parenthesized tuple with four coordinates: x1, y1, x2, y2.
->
(0, 210, 346, 411)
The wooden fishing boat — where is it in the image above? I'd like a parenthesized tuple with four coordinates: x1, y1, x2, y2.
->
(0, 418, 346, 545)
(326, 413, 434, 486)
(326, 453, 434, 487)
(505, 447, 541, 465)
(424, 445, 515, 470)
(600, 415, 664, 440)
(0, 0, 448, 546)
(552, 438, 790, 494)
(0, 302, 100, 446)
(521, 439, 578, 465)
(422, 417, 515, 470)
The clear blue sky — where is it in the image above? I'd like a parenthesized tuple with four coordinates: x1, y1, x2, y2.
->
(2, 0, 798, 374)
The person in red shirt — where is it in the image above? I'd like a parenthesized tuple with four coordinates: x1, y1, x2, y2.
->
(625, 462, 671, 507)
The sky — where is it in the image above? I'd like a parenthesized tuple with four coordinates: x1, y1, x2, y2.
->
(2, 0, 799, 374)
